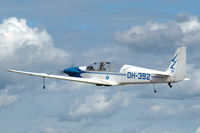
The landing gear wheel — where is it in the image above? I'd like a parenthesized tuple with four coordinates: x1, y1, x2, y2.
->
(43, 77, 46, 89)
(153, 83, 157, 93)
(168, 82, 172, 88)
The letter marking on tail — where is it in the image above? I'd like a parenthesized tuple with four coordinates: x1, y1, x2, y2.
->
(170, 54, 178, 73)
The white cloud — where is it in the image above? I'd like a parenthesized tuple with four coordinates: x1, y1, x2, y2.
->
(176, 14, 200, 33)
(0, 17, 69, 70)
(114, 21, 181, 50)
(67, 90, 130, 120)
(0, 17, 74, 114)
(114, 14, 200, 51)
(0, 17, 72, 94)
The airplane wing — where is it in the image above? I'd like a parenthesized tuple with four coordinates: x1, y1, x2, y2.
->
(7, 69, 118, 86)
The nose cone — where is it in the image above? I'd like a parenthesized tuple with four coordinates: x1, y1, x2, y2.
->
(63, 67, 82, 77)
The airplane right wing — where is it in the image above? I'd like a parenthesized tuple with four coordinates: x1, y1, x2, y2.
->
(7, 69, 119, 86)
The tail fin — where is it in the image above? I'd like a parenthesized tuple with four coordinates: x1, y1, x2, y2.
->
(166, 46, 186, 82)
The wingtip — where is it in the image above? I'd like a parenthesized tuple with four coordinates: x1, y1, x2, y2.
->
(6, 69, 16, 73)
(6, 69, 11, 72)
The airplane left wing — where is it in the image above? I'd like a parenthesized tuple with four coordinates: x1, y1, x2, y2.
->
(7, 69, 118, 86)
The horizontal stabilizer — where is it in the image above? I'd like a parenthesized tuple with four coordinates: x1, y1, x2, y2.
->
(154, 72, 171, 77)
(184, 78, 190, 81)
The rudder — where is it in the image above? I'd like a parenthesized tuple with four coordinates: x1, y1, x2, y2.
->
(166, 46, 186, 82)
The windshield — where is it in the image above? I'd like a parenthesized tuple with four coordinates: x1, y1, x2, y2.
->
(86, 62, 122, 72)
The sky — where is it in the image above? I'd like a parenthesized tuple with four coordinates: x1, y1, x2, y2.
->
(1, 0, 200, 133)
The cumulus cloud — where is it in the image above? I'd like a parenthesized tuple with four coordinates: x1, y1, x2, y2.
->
(114, 13, 200, 52)
(176, 13, 200, 33)
(114, 21, 181, 50)
(0, 17, 72, 111)
(0, 17, 71, 93)
(66, 90, 130, 120)
(0, 17, 69, 70)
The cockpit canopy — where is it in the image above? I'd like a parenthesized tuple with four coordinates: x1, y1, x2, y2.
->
(86, 62, 122, 72)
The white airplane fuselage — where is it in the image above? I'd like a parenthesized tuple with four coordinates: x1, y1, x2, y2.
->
(69, 65, 172, 86)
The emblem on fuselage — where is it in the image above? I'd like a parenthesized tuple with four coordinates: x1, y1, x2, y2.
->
(106, 75, 109, 80)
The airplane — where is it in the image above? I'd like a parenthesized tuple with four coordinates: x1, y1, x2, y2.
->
(7, 46, 189, 93)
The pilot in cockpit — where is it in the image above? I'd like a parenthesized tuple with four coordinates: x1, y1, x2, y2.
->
(87, 65, 95, 71)
(99, 62, 106, 71)
(86, 62, 112, 71)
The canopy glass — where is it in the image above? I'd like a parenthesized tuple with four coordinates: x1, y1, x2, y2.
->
(86, 62, 122, 72)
